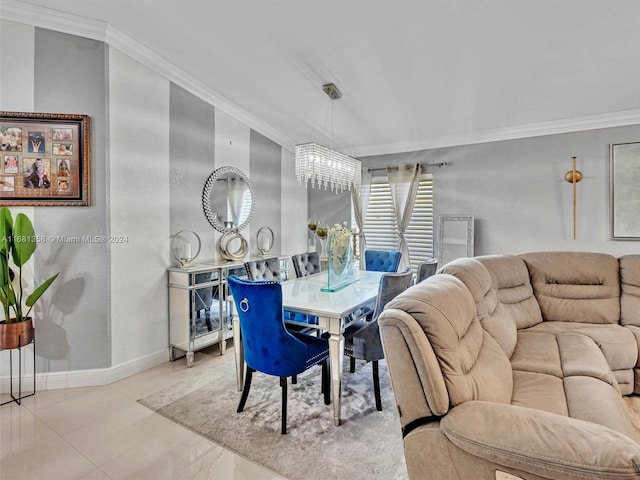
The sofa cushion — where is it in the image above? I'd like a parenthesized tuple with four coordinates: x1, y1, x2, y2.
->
(385, 274, 513, 408)
(621, 255, 640, 327)
(524, 321, 637, 374)
(564, 375, 636, 439)
(512, 370, 568, 416)
(476, 255, 543, 330)
(521, 252, 620, 324)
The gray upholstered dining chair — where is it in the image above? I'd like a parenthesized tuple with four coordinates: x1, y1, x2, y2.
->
(343, 266, 414, 410)
(291, 252, 322, 278)
(245, 256, 317, 336)
(416, 257, 438, 284)
(244, 257, 282, 281)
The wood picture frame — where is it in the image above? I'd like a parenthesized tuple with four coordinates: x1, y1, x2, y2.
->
(610, 142, 640, 239)
(0, 111, 90, 206)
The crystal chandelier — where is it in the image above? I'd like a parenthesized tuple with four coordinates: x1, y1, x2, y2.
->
(295, 143, 361, 193)
(295, 84, 362, 193)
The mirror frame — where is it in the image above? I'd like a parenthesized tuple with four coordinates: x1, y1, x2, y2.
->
(437, 214, 474, 266)
(202, 166, 255, 233)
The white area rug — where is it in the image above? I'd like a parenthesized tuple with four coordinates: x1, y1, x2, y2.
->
(139, 353, 408, 480)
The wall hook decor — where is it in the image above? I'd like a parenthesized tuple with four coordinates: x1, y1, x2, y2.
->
(564, 156, 582, 240)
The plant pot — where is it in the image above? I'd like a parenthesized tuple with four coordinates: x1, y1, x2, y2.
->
(0, 318, 33, 350)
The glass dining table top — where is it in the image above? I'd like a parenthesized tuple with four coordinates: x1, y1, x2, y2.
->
(280, 269, 384, 319)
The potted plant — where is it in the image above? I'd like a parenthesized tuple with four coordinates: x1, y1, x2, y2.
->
(0, 207, 58, 350)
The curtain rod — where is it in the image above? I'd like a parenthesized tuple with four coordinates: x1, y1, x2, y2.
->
(367, 162, 449, 173)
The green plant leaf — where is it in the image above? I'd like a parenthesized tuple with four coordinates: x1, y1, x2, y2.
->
(0, 207, 13, 256)
(25, 273, 58, 307)
(0, 255, 10, 287)
(12, 213, 35, 267)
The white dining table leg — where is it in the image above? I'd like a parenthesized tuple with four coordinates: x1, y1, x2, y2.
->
(327, 316, 344, 426)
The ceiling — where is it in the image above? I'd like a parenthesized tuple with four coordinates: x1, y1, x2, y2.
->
(5, 0, 640, 156)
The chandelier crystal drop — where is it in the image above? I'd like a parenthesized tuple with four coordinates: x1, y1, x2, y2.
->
(295, 142, 361, 193)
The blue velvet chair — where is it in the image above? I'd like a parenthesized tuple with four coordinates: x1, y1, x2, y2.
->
(364, 249, 402, 272)
(245, 257, 318, 331)
(344, 266, 414, 410)
(416, 257, 438, 284)
(228, 275, 330, 434)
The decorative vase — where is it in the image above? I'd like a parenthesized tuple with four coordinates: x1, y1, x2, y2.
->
(322, 224, 357, 292)
(316, 222, 329, 259)
(0, 318, 34, 350)
(328, 228, 353, 276)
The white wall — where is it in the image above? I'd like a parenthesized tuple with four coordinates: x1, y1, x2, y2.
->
(108, 48, 171, 366)
(0, 20, 35, 379)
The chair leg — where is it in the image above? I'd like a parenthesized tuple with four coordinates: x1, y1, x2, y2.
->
(373, 360, 382, 411)
(237, 367, 254, 413)
(292, 375, 297, 384)
(350, 356, 356, 373)
(321, 359, 330, 405)
(280, 377, 288, 434)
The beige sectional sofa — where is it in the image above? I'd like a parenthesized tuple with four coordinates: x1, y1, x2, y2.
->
(379, 252, 640, 480)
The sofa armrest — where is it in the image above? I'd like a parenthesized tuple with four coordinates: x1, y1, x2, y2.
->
(441, 401, 640, 480)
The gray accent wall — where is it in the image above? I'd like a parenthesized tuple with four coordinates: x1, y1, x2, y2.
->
(169, 83, 218, 260)
(33, 29, 109, 371)
(249, 130, 282, 256)
(308, 187, 352, 229)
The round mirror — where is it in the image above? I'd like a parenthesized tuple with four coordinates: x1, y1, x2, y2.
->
(202, 166, 255, 233)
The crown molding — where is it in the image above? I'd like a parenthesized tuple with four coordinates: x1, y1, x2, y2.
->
(0, 0, 296, 151)
(0, 0, 107, 41)
(344, 109, 640, 158)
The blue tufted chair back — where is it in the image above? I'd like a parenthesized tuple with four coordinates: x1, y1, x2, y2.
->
(228, 275, 309, 378)
(244, 257, 281, 281)
(291, 252, 322, 278)
(364, 249, 402, 272)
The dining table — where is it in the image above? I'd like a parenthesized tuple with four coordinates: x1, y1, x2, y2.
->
(232, 268, 385, 426)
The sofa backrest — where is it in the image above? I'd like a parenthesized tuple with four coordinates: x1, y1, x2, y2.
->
(382, 274, 513, 415)
(520, 252, 620, 324)
(476, 255, 543, 331)
(439, 256, 542, 358)
(620, 254, 640, 326)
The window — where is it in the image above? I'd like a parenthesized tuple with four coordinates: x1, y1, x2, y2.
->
(359, 175, 434, 272)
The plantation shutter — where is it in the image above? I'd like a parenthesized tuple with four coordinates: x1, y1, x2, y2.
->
(361, 175, 434, 272)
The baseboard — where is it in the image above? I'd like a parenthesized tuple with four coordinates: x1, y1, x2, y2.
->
(0, 348, 169, 393)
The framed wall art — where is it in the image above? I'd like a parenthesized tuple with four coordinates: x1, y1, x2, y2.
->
(610, 142, 640, 239)
(0, 111, 90, 206)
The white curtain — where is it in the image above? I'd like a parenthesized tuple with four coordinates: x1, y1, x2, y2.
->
(352, 168, 373, 269)
(387, 163, 421, 270)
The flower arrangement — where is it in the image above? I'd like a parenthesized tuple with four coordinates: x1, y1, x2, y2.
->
(327, 223, 353, 276)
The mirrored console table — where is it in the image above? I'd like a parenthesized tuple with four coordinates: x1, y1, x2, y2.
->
(167, 254, 290, 367)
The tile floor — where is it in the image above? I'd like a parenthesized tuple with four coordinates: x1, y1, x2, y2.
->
(1, 345, 286, 480)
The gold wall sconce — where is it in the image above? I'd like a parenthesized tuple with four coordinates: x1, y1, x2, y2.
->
(564, 156, 582, 240)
